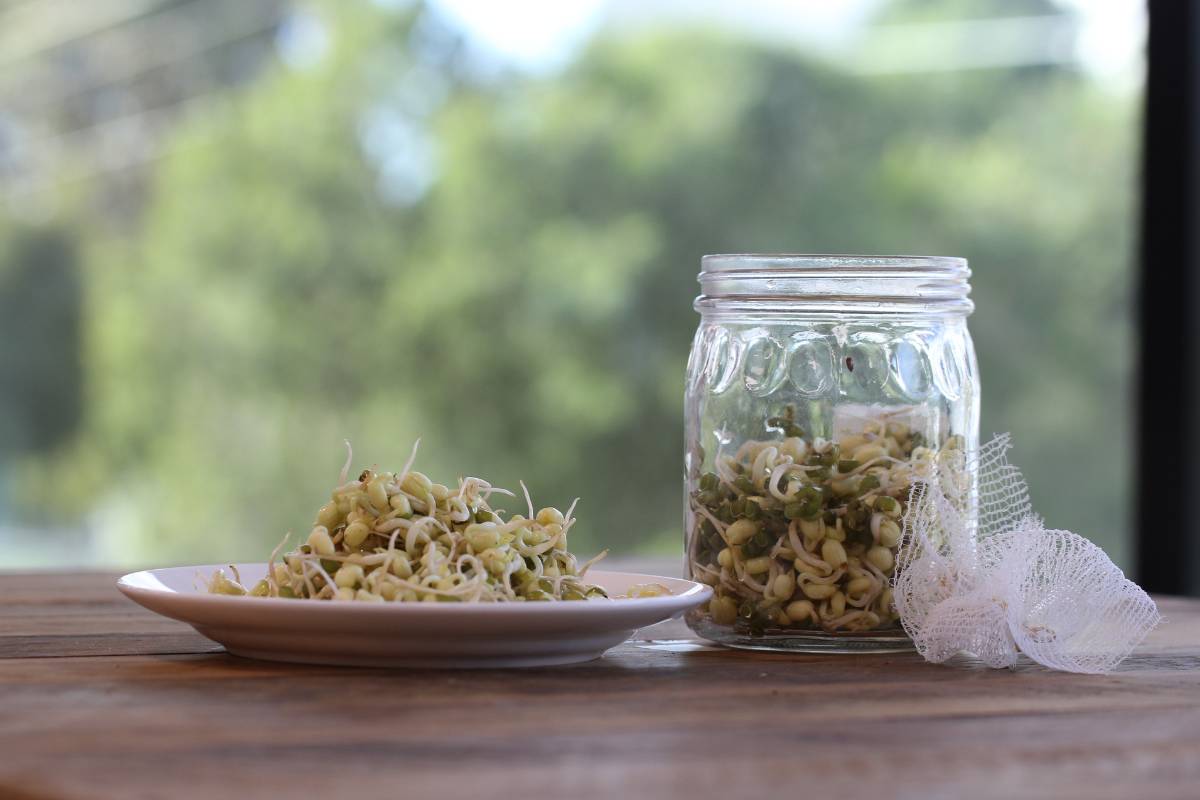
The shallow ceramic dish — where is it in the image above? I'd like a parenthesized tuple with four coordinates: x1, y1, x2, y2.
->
(118, 565, 710, 668)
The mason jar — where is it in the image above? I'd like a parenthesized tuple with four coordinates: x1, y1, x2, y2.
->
(683, 254, 979, 652)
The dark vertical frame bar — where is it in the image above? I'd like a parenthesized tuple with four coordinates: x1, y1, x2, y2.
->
(1137, 0, 1200, 594)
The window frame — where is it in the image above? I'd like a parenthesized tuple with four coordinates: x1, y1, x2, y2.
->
(1136, 0, 1200, 594)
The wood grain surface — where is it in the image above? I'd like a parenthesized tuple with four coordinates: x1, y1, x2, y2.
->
(1, 571, 1199, 800)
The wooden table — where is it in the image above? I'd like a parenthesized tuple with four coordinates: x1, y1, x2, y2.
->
(2, 572, 1200, 800)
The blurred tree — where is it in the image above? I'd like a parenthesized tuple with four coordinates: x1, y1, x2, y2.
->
(0, 222, 82, 457)
(0, 0, 288, 223)
(10, 0, 1136, 567)
(877, 0, 1060, 22)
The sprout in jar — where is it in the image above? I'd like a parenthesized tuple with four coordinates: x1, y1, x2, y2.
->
(688, 406, 955, 636)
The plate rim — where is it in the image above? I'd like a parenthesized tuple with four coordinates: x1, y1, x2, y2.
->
(117, 564, 711, 614)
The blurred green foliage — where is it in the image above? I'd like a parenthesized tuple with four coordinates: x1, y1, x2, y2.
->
(3, 0, 1136, 567)
(0, 222, 82, 457)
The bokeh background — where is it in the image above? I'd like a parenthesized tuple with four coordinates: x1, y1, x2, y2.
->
(0, 0, 1143, 569)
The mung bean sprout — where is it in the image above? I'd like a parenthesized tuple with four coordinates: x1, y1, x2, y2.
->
(207, 441, 616, 602)
(688, 406, 959, 635)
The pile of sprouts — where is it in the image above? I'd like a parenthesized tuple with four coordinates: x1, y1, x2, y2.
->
(688, 407, 954, 635)
(207, 441, 618, 603)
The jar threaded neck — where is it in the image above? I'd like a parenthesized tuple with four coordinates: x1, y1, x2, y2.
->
(697, 254, 973, 316)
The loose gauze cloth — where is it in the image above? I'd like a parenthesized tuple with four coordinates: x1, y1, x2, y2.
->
(894, 434, 1160, 674)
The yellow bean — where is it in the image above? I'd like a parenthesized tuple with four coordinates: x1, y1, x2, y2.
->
(867, 545, 895, 573)
(367, 479, 389, 511)
(786, 599, 815, 622)
(717, 548, 733, 569)
(726, 519, 759, 545)
(794, 558, 824, 577)
(839, 434, 866, 454)
(744, 556, 771, 574)
(400, 471, 432, 496)
(710, 595, 738, 625)
(853, 444, 888, 463)
(798, 518, 824, 539)
(536, 507, 565, 526)
(772, 571, 796, 600)
(521, 527, 550, 546)
(877, 587, 895, 614)
(830, 590, 846, 617)
(334, 564, 364, 588)
(343, 521, 369, 548)
(779, 437, 808, 462)
(388, 553, 413, 578)
(846, 576, 873, 596)
(307, 526, 335, 556)
(878, 519, 902, 548)
(821, 538, 848, 568)
(389, 494, 412, 516)
(801, 582, 837, 600)
(464, 522, 500, 551)
(478, 549, 507, 575)
(208, 570, 245, 596)
(316, 501, 339, 527)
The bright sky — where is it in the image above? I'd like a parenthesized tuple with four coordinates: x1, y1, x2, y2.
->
(424, 0, 1146, 79)
(426, 0, 605, 69)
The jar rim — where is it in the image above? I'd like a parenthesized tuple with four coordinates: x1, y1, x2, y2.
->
(697, 253, 972, 315)
(701, 254, 968, 272)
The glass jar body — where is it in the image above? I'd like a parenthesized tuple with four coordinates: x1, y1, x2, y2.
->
(684, 285, 979, 653)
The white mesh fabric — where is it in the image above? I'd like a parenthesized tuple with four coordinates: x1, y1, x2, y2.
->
(894, 435, 1160, 674)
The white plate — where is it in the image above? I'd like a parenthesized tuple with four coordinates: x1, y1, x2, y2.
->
(118, 565, 711, 668)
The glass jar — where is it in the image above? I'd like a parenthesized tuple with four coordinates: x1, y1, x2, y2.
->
(683, 255, 979, 652)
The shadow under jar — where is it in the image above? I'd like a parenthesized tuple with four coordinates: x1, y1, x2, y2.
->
(684, 255, 979, 653)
